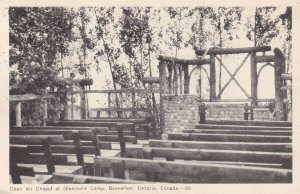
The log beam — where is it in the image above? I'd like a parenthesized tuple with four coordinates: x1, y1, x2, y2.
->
(255, 55, 274, 63)
(158, 56, 210, 65)
(195, 46, 271, 56)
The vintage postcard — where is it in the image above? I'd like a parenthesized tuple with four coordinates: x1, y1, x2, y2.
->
(0, 0, 299, 194)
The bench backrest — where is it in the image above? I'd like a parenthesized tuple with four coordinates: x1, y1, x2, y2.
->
(93, 156, 292, 183)
(10, 145, 35, 184)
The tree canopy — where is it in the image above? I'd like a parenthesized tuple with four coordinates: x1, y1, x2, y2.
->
(9, 6, 292, 125)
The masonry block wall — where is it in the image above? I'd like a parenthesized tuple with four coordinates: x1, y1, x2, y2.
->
(162, 97, 273, 133)
(205, 103, 245, 120)
(253, 108, 272, 120)
(205, 102, 272, 121)
(163, 94, 198, 133)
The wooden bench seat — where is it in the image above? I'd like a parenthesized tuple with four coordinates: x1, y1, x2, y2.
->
(98, 135, 137, 144)
(10, 127, 136, 168)
(10, 135, 65, 145)
(149, 140, 292, 152)
(93, 156, 292, 183)
(182, 129, 292, 136)
(10, 134, 96, 175)
(204, 120, 292, 127)
(124, 147, 292, 168)
(47, 121, 146, 140)
(48, 173, 148, 184)
(11, 129, 137, 144)
(74, 118, 148, 124)
(12, 126, 109, 132)
(48, 121, 134, 128)
(10, 140, 84, 184)
(10, 130, 105, 154)
(167, 133, 292, 143)
(195, 124, 292, 131)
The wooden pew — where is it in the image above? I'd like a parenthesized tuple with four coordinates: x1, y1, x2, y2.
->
(10, 129, 106, 155)
(182, 129, 292, 136)
(149, 140, 292, 152)
(10, 135, 69, 174)
(48, 173, 148, 184)
(74, 118, 147, 124)
(11, 125, 132, 161)
(149, 140, 292, 153)
(167, 133, 292, 143)
(11, 128, 115, 150)
(77, 118, 155, 138)
(204, 120, 292, 127)
(46, 120, 151, 140)
(93, 156, 292, 183)
(47, 121, 140, 141)
(195, 124, 292, 131)
(10, 145, 35, 184)
(48, 121, 134, 128)
(124, 147, 292, 168)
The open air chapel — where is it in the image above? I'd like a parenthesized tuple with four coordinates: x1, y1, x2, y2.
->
(8, 7, 293, 184)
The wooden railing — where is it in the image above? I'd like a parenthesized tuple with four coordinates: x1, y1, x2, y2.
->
(9, 94, 53, 127)
(71, 88, 160, 125)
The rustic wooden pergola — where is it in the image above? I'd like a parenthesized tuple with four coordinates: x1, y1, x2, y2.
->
(158, 46, 287, 127)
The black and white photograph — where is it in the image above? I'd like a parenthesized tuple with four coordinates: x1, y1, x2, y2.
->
(0, 1, 299, 193)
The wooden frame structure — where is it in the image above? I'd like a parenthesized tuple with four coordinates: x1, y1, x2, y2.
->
(158, 46, 288, 129)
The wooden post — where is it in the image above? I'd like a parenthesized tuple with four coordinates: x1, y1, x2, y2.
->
(111, 161, 125, 179)
(167, 63, 173, 94)
(132, 92, 136, 117)
(10, 160, 22, 184)
(274, 48, 286, 121)
(92, 129, 101, 156)
(179, 65, 183, 94)
(250, 52, 258, 106)
(118, 93, 123, 118)
(73, 132, 84, 166)
(71, 85, 74, 120)
(117, 124, 126, 157)
(107, 93, 111, 117)
(60, 93, 69, 121)
(71, 95, 74, 120)
(183, 65, 189, 94)
(15, 102, 22, 127)
(131, 124, 137, 137)
(159, 61, 167, 133)
(244, 103, 249, 120)
(80, 87, 87, 119)
(174, 63, 178, 95)
(210, 54, 216, 101)
(42, 138, 55, 174)
(42, 99, 48, 126)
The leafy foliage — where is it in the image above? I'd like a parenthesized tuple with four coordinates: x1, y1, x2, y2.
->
(245, 7, 280, 46)
(9, 7, 77, 125)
